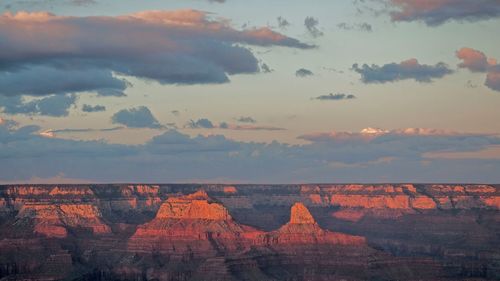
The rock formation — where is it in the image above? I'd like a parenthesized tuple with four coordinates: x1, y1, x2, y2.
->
(15, 203, 111, 238)
(262, 202, 366, 245)
(0, 184, 498, 280)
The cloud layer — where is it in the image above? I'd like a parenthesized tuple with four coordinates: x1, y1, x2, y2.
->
(353, 58, 452, 83)
(0, 10, 312, 115)
(1, 121, 500, 183)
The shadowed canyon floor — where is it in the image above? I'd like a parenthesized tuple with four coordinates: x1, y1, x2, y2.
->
(0, 184, 499, 280)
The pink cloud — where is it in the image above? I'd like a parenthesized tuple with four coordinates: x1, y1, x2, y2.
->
(389, 0, 500, 26)
(456, 47, 500, 92)
(299, 127, 469, 143)
(456, 48, 496, 72)
(0, 10, 313, 100)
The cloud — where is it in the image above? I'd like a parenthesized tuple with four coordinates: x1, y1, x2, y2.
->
(456, 47, 500, 92)
(388, 0, 500, 26)
(1, 122, 500, 183)
(277, 16, 290, 29)
(337, 22, 372, 32)
(486, 68, 500, 91)
(314, 93, 356, 101)
(236, 116, 256, 123)
(0, 94, 77, 117)
(352, 58, 453, 83)
(44, 126, 124, 137)
(189, 118, 283, 131)
(295, 68, 314, 77)
(82, 104, 106, 113)
(0, 66, 128, 98)
(260, 63, 273, 73)
(5, 0, 97, 9)
(304, 16, 323, 37)
(111, 106, 163, 129)
(456, 48, 497, 72)
(0, 10, 313, 100)
(188, 118, 215, 129)
(220, 123, 285, 131)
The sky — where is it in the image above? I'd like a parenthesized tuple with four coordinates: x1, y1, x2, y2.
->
(1, 0, 500, 184)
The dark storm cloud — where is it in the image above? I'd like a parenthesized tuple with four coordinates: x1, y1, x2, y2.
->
(314, 93, 356, 101)
(352, 58, 453, 83)
(82, 104, 106, 113)
(295, 68, 314, 77)
(111, 106, 163, 129)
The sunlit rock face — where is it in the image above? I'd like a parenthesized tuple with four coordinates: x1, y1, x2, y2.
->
(261, 202, 366, 245)
(128, 191, 264, 255)
(15, 203, 111, 238)
(0, 184, 499, 280)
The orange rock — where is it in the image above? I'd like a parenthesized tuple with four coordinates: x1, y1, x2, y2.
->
(289, 202, 316, 224)
(481, 196, 500, 208)
(410, 196, 437, 209)
(308, 194, 323, 204)
(223, 186, 237, 194)
(16, 203, 111, 237)
(49, 186, 94, 196)
(156, 199, 230, 220)
(264, 202, 366, 246)
(330, 195, 409, 209)
(331, 209, 365, 222)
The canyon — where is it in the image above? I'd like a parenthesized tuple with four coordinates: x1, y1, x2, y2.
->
(0, 184, 499, 280)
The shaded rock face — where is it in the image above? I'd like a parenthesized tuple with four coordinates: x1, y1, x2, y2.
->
(0, 184, 499, 280)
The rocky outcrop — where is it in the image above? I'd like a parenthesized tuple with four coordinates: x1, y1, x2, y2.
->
(0, 184, 499, 280)
(128, 191, 263, 254)
(262, 202, 366, 245)
(15, 203, 111, 238)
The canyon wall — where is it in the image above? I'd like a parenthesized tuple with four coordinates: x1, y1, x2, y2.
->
(0, 184, 499, 280)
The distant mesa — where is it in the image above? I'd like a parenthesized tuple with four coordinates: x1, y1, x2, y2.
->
(262, 202, 366, 246)
(16, 203, 111, 238)
(155, 190, 230, 220)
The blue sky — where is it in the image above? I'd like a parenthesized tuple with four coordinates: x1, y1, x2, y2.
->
(1, 0, 500, 183)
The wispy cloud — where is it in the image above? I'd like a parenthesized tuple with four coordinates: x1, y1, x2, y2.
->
(352, 58, 453, 83)
(304, 16, 323, 37)
(313, 93, 356, 101)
